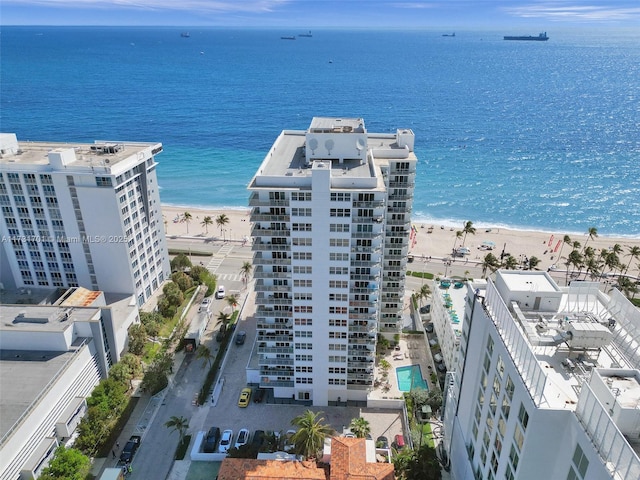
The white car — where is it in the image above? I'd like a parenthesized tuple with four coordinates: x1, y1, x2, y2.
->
(215, 286, 226, 299)
(234, 428, 250, 449)
(199, 298, 211, 313)
(218, 429, 233, 453)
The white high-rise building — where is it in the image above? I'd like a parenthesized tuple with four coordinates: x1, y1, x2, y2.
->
(0, 134, 170, 306)
(443, 271, 640, 480)
(248, 117, 417, 406)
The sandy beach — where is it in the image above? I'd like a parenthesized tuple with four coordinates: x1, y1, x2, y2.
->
(161, 205, 640, 278)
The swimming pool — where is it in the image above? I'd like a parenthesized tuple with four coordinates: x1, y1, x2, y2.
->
(396, 365, 429, 392)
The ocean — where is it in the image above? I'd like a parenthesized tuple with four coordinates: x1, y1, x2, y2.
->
(2, 26, 639, 236)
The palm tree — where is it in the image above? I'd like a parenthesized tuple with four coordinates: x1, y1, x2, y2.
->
(527, 256, 541, 271)
(502, 255, 518, 270)
(461, 221, 476, 247)
(349, 417, 371, 439)
(164, 415, 189, 445)
(201, 215, 213, 235)
(481, 253, 500, 278)
(582, 227, 598, 254)
(290, 410, 335, 460)
(415, 284, 431, 306)
(182, 212, 192, 234)
(226, 294, 238, 312)
(195, 344, 214, 369)
(624, 246, 640, 274)
(565, 249, 583, 285)
(556, 235, 572, 263)
(240, 261, 253, 284)
(216, 214, 230, 241)
(452, 230, 463, 255)
(217, 311, 232, 328)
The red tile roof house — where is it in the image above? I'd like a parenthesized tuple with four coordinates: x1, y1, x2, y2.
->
(217, 437, 395, 480)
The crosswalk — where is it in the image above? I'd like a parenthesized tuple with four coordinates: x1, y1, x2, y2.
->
(204, 244, 244, 282)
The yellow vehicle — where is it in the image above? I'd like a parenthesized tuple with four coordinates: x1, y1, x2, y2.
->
(238, 387, 251, 407)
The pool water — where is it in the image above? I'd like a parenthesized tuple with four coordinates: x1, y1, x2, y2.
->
(396, 365, 429, 392)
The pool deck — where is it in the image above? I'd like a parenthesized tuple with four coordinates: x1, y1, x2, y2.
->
(369, 334, 436, 401)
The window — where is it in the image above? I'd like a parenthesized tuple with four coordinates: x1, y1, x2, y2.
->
(517, 404, 529, 430)
(487, 336, 494, 355)
(513, 424, 524, 451)
(330, 192, 350, 202)
(570, 444, 589, 478)
(505, 375, 515, 400)
(509, 445, 519, 471)
(294, 331, 312, 338)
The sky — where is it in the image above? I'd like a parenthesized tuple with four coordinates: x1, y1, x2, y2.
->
(2, 0, 640, 27)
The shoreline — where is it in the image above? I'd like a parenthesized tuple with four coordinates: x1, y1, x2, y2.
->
(161, 204, 640, 278)
(160, 202, 640, 239)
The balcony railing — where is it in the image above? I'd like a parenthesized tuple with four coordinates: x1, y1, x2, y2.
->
(248, 193, 289, 207)
(257, 345, 294, 354)
(252, 242, 290, 252)
(250, 213, 291, 222)
(260, 357, 294, 366)
(260, 379, 294, 388)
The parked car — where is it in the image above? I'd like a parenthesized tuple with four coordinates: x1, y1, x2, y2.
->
(393, 434, 406, 449)
(433, 353, 443, 363)
(235, 428, 250, 449)
(203, 426, 220, 453)
(251, 430, 265, 449)
(376, 436, 389, 449)
(238, 387, 251, 407)
(235, 331, 247, 345)
(425, 322, 434, 333)
(215, 285, 226, 299)
(419, 305, 431, 314)
(437, 363, 447, 373)
(218, 429, 234, 453)
(119, 435, 141, 464)
(199, 298, 211, 313)
(253, 387, 266, 403)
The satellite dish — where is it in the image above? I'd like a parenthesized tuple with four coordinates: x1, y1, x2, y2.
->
(308, 138, 318, 154)
(356, 138, 366, 151)
(325, 139, 335, 155)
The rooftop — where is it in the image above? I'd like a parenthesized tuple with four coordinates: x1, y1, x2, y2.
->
(0, 304, 100, 333)
(248, 117, 415, 189)
(0, 133, 161, 172)
(481, 272, 640, 411)
(0, 348, 81, 440)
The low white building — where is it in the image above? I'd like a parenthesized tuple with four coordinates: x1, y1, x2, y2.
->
(443, 271, 640, 480)
(0, 287, 138, 480)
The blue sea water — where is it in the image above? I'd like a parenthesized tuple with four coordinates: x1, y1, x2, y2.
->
(2, 26, 639, 236)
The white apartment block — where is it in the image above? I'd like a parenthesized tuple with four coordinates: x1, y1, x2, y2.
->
(247, 117, 417, 406)
(0, 133, 170, 306)
(0, 288, 138, 480)
(443, 271, 640, 480)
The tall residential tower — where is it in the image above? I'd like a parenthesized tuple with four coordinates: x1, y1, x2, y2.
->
(0, 134, 170, 306)
(248, 117, 417, 406)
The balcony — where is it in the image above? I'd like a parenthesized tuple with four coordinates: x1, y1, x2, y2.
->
(254, 282, 291, 292)
(260, 357, 294, 366)
(256, 296, 292, 306)
(352, 215, 384, 224)
(252, 226, 290, 237)
(257, 334, 293, 342)
(250, 213, 291, 222)
(352, 200, 385, 208)
(255, 307, 292, 318)
(248, 193, 289, 207)
(260, 379, 294, 388)
(351, 231, 383, 239)
(253, 255, 291, 266)
(252, 242, 289, 252)
(256, 321, 293, 330)
(260, 368, 294, 377)
(257, 345, 294, 355)
(350, 273, 379, 282)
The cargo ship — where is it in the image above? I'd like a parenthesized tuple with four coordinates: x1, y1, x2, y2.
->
(504, 32, 548, 41)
